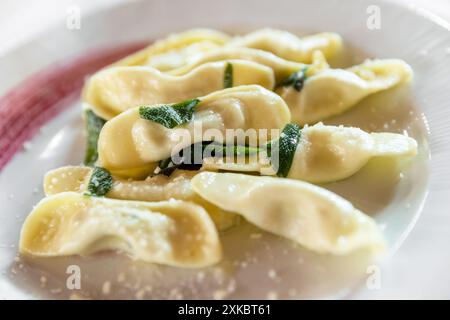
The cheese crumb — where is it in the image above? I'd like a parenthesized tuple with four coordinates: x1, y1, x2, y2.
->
(268, 269, 277, 280)
(70, 293, 89, 300)
(117, 273, 126, 283)
(169, 288, 183, 299)
(266, 291, 278, 300)
(23, 141, 33, 151)
(102, 281, 111, 295)
(40, 276, 47, 287)
(196, 271, 205, 283)
(213, 289, 228, 300)
(135, 289, 146, 300)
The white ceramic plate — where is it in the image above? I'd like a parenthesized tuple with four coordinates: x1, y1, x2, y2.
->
(0, 0, 449, 299)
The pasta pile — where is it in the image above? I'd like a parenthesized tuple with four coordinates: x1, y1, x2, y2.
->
(20, 29, 417, 268)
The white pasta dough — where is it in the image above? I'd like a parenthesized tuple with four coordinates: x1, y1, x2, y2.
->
(146, 41, 222, 71)
(203, 123, 418, 183)
(84, 60, 275, 120)
(97, 85, 290, 176)
(113, 28, 231, 69)
(278, 59, 413, 124)
(228, 28, 343, 63)
(288, 124, 417, 182)
(113, 28, 342, 70)
(168, 47, 305, 82)
(19, 192, 222, 267)
(43, 166, 240, 231)
(191, 172, 385, 255)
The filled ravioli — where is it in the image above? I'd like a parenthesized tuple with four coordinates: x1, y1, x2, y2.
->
(84, 60, 275, 120)
(113, 28, 342, 70)
(43, 166, 240, 231)
(97, 85, 290, 177)
(228, 28, 343, 63)
(202, 123, 418, 183)
(19, 192, 222, 267)
(168, 47, 306, 82)
(113, 28, 231, 69)
(277, 58, 413, 124)
(192, 172, 385, 255)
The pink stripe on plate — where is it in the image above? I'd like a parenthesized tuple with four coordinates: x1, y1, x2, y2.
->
(0, 42, 147, 171)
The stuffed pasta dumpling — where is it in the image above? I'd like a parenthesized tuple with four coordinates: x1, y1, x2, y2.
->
(97, 85, 290, 177)
(113, 28, 230, 69)
(277, 59, 413, 124)
(203, 123, 418, 183)
(228, 28, 343, 63)
(192, 172, 385, 255)
(19, 192, 222, 267)
(84, 60, 275, 119)
(43, 166, 240, 231)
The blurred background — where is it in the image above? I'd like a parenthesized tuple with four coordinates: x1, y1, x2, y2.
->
(1, 0, 450, 56)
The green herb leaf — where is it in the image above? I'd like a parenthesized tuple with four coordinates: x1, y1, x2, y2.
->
(229, 145, 259, 156)
(269, 124, 302, 177)
(156, 141, 260, 176)
(158, 158, 173, 171)
(158, 164, 180, 176)
(87, 167, 113, 196)
(84, 110, 106, 166)
(139, 98, 201, 129)
(223, 62, 233, 88)
(278, 67, 308, 92)
(157, 157, 182, 176)
(156, 125, 301, 178)
(205, 144, 259, 158)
